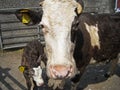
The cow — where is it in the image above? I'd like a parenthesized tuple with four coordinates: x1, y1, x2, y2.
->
(19, 40, 47, 90)
(16, 0, 120, 89)
(70, 13, 120, 86)
(19, 40, 64, 90)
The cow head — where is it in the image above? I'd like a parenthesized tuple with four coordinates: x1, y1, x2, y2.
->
(32, 66, 44, 86)
(16, 0, 83, 79)
(40, 0, 83, 79)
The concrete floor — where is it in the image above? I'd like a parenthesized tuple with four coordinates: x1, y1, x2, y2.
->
(0, 49, 120, 90)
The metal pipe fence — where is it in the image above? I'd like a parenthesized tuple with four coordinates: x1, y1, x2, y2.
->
(0, 7, 44, 50)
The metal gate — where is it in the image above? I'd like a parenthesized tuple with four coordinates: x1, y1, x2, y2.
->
(0, 8, 44, 50)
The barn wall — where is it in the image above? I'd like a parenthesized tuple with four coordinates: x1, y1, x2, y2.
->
(0, 0, 115, 49)
(0, 8, 44, 50)
(0, 0, 115, 13)
(0, 0, 40, 9)
(83, 0, 115, 13)
(0, 0, 42, 50)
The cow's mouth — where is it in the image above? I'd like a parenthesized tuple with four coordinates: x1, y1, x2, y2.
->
(48, 65, 73, 79)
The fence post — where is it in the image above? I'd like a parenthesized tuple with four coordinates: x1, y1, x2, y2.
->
(0, 22, 3, 50)
(37, 26, 41, 41)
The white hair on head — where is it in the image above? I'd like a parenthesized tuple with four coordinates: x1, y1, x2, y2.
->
(40, 0, 82, 79)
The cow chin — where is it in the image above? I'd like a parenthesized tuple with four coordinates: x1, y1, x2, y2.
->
(46, 59, 77, 79)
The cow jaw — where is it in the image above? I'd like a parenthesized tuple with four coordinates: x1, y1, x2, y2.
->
(40, 0, 79, 79)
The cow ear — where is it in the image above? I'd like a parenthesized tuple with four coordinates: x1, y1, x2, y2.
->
(37, 55, 42, 63)
(76, 3, 82, 14)
(75, 0, 84, 15)
(15, 9, 43, 25)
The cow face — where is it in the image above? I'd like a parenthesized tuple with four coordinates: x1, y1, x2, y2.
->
(40, 0, 82, 79)
(32, 66, 44, 86)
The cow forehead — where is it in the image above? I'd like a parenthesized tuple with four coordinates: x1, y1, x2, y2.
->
(41, 0, 77, 31)
(33, 66, 42, 75)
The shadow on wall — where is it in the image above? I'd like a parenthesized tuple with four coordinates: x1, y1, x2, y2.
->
(0, 66, 27, 90)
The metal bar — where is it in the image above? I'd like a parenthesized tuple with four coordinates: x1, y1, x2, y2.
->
(0, 23, 3, 49)
(0, 20, 20, 24)
(115, 0, 118, 10)
(37, 26, 41, 41)
(1, 26, 37, 32)
(2, 34, 38, 39)
(37, 26, 45, 42)
(3, 43, 26, 50)
(0, 7, 42, 14)
(3, 39, 33, 45)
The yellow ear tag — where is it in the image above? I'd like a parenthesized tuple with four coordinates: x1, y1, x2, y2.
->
(22, 14, 31, 24)
(19, 66, 25, 72)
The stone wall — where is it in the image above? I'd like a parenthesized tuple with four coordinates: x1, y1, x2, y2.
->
(0, 0, 115, 13)
(0, 0, 40, 9)
(83, 0, 115, 13)
(0, 0, 116, 49)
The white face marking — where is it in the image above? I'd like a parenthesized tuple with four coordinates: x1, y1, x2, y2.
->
(40, 0, 78, 78)
(84, 23, 100, 49)
(32, 66, 44, 86)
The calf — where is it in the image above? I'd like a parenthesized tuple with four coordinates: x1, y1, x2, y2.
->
(19, 40, 63, 90)
(19, 40, 47, 90)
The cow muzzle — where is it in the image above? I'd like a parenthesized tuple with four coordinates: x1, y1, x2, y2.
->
(49, 65, 73, 79)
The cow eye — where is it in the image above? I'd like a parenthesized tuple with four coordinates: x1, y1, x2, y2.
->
(29, 69, 35, 75)
(40, 24, 44, 29)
